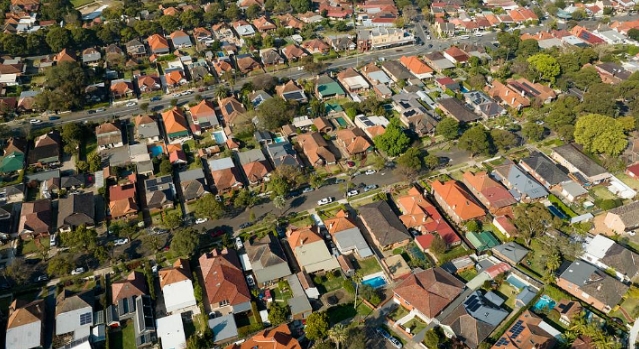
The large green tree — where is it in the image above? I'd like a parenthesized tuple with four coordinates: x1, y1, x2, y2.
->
(373, 118, 411, 157)
(194, 194, 225, 219)
(436, 117, 459, 140)
(574, 114, 627, 156)
(170, 228, 199, 257)
(458, 125, 492, 156)
(527, 53, 561, 83)
(46, 26, 72, 52)
(513, 203, 553, 246)
(257, 98, 296, 130)
(35, 61, 88, 111)
(305, 312, 329, 341)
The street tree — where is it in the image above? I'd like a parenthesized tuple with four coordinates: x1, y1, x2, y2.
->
(35, 62, 88, 111)
(458, 125, 492, 156)
(513, 203, 553, 246)
(273, 195, 286, 212)
(527, 53, 561, 83)
(62, 224, 98, 252)
(490, 129, 518, 151)
(142, 234, 164, 252)
(373, 118, 411, 157)
(305, 312, 329, 341)
(424, 154, 440, 170)
(258, 98, 296, 130)
(47, 254, 73, 277)
(195, 195, 225, 219)
(522, 122, 545, 142)
(171, 228, 199, 257)
(629, 28, 639, 41)
(574, 114, 628, 156)
(163, 211, 182, 231)
(436, 117, 459, 140)
(310, 173, 324, 189)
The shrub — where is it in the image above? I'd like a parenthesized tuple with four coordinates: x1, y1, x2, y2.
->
(343, 279, 355, 294)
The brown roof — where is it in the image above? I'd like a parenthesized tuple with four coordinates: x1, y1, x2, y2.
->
(169, 30, 189, 39)
(313, 117, 332, 131)
(297, 132, 336, 165)
(394, 267, 464, 318)
(276, 80, 304, 96)
(148, 34, 169, 51)
(159, 259, 192, 288)
(236, 56, 261, 74)
(431, 180, 486, 221)
(199, 249, 251, 307)
(336, 128, 372, 155)
(95, 122, 120, 135)
(162, 108, 188, 134)
(462, 171, 517, 209)
(110, 80, 133, 96)
(218, 96, 246, 124)
(7, 299, 44, 329)
(253, 16, 277, 31)
(225, 324, 301, 349)
(111, 271, 147, 304)
(212, 167, 243, 192)
(324, 210, 357, 235)
(55, 49, 76, 63)
(287, 226, 323, 249)
(18, 199, 51, 234)
(137, 75, 161, 91)
(134, 114, 155, 127)
(242, 160, 271, 183)
(491, 310, 556, 349)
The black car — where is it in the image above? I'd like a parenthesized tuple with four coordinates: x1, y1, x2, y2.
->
(87, 110, 96, 114)
(239, 222, 252, 229)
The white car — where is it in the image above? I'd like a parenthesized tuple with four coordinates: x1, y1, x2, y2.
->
(71, 267, 86, 275)
(125, 102, 137, 107)
(365, 169, 377, 175)
(114, 238, 129, 246)
(29, 119, 42, 124)
(347, 190, 359, 197)
(459, 35, 470, 39)
(235, 237, 243, 249)
(96, 108, 106, 112)
(474, 32, 483, 37)
(628, 231, 636, 236)
(195, 218, 208, 224)
(317, 197, 333, 206)
(172, 93, 180, 97)
(389, 337, 403, 349)
(50, 233, 56, 247)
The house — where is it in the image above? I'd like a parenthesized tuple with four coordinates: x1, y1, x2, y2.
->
(393, 267, 464, 322)
(581, 234, 639, 281)
(162, 108, 191, 143)
(144, 176, 175, 211)
(492, 161, 549, 201)
(399, 56, 434, 79)
(55, 290, 94, 337)
(57, 192, 94, 232)
(126, 39, 146, 57)
(281, 44, 308, 62)
(199, 248, 252, 315)
(336, 68, 370, 92)
(462, 172, 516, 213)
(237, 148, 272, 185)
(267, 141, 302, 168)
(276, 14, 304, 29)
(396, 187, 460, 247)
(209, 157, 243, 194)
(557, 260, 628, 313)
(465, 91, 505, 119)
(0, 184, 24, 204)
(437, 98, 481, 123)
(233, 20, 255, 37)
(297, 132, 337, 167)
(302, 39, 330, 54)
(109, 182, 138, 219)
(164, 70, 187, 88)
(276, 80, 307, 103)
(190, 100, 219, 130)
(253, 16, 277, 32)
(443, 46, 470, 64)
(485, 80, 531, 110)
(431, 180, 486, 224)
(5, 299, 45, 349)
(326, 35, 356, 52)
(423, 52, 457, 72)
(508, 78, 556, 103)
(137, 75, 161, 94)
(357, 27, 413, 51)
(193, 27, 213, 44)
(225, 324, 301, 349)
(335, 128, 372, 158)
(159, 259, 197, 314)
(179, 168, 208, 202)
(313, 117, 333, 133)
(218, 96, 246, 126)
(380, 60, 414, 82)
(54, 48, 77, 63)
(519, 153, 570, 189)
(148, 34, 170, 54)
(170, 30, 192, 48)
(594, 62, 631, 84)
(492, 242, 529, 266)
(96, 122, 124, 152)
(358, 200, 411, 250)
(373, 84, 393, 99)
(287, 226, 340, 273)
(324, 210, 373, 258)
(18, 199, 51, 239)
(82, 47, 101, 65)
(29, 130, 60, 166)
(492, 310, 557, 349)
(134, 115, 161, 143)
(111, 271, 147, 312)
(604, 201, 639, 234)
(316, 74, 346, 99)
(157, 314, 187, 349)
(551, 144, 611, 184)
(440, 291, 509, 349)
(435, 77, 460, 91)
(434, 20, 456, 37)
(236, 54, 262, 75)
(245, 233, 292, 285)
(627, 163, 639, 178)
(555, 300, 582, 326)
(260, 48, 284, 66)
(17, 90, 39, 112)
(361, 62, 393, 85)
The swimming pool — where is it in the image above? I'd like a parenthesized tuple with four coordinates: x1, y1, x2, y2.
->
(273, 136, 287, 144)
(212, 131, 227, 144)
(335, 117, 348, 127)
(362, 276, 387, 289)
(507, 274, 528, 290)
(149, 145, 163, 157)
(547, 205, 568, 220)
(532, 295, 556, 313)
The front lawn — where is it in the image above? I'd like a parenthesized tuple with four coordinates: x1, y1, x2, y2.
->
(388, 305, 409, 322)
(403, 317, 427, 335)
(354, 257, 382, 276)
(326, 303, 357, 324)
(458, 268, 478, 282)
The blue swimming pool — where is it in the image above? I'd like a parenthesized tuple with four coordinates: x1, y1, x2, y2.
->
(212, 131, 227, 144)
(507, 274, 528, 290)
(150, 145, 163, 157)
(532, 295, 556, 313)
(362, 276, 387, 289)
(273, 136, 287, 144)
(547, 205, 568, 220)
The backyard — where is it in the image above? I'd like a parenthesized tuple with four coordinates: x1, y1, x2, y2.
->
(314, 272, 345, 294)
(495, 282, 519, 311)
(458, 268, 478, 282)
(326, 301, 373, 324)
(610, 292, 639, 324)
(354, 257, 382, 277)
(109, 321, 136, 349)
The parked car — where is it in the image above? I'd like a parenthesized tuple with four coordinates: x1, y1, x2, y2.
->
(628, 231, 636, 236)
(239, 222, 252, 229)
(71, 267, 86, 275)
(364, 184, 378, 192)
(209, 229, 226, 238)
(376, 328, 390, 339)
(29, 119, 41, 124)
(50, 233, 56, 247)
(317, 197, 333, 206)
(302, 187, 314, 193)
(125, 102, 137, 107)
(235, 237, 243, 249)
(474, 32, 483, 37)
(347, 190, 359, 197)
(365, 169, 376, 175)
(346, 161, 356, 168)
(96, 108, 106, 112)
(35, 275, 48, 282)
(150, 96, 161, 101)
(246, 275, 255, 287)
(48, 116, 60, 121)
(389, 337, 403, 349)
(114, 238, 129, 246)
(87, 110, 96, 114)
(195, 218, 208, 224)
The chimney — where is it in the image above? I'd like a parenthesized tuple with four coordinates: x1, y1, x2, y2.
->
(329, 222, 334, 230)
(300, 238, 304, 246)
(344, 211, 349, 218)
(505, 89, 509, 96)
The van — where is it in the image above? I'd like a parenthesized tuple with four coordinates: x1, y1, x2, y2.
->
(50, 233, 56, 247)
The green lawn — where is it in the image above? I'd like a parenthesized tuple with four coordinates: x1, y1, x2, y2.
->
(542, 284, 572, 302)
(590, 185, 617, 201)
(354, 257, 382, 276)
(496, 282, 519, 310)
(21, 237, 49, 255)
(388, 305, 409, 322)
(356, 301, 373, 317)
(615, 173, 639, 191)
(548, 194, 577, 218)
(403, 317, 428, 335)
(458, 268, 478, 282)
(326, 303, 358, 324)
(110, 321, 136, 349)
(314, 274, 345, 294)
(71, 0, 93, 7)
(272, 286, 293, 303)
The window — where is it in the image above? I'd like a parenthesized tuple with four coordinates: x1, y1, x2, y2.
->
(220, 300, 230, 307)
(79, 312, 92, 326)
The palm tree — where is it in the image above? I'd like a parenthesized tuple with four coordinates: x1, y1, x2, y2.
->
(327, 324, 349, 349)
(545, 252, 561, 274)
(215, 85, 230, 99)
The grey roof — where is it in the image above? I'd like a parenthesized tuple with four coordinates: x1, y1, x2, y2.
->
(492, 162, 548, 200)
(332, 227, 373, 258)
(358, 200, 410, 247)
(559, 260, 628, 309)
(463, 291, 508, 326)
(56, 290, 94, 315)
(179, 168, 205, 182)
(25, 169, 60, 182)
(134, 295, 156, 347)
(171, 34, 192, 47)
(438, 97, 482, 123)
(136, 118, 160, 140)
(492, 242, 529, 265)
(249, 90, 272, 108)
(552, 144, 608, 178)
(57, 192, 95, 230)
(287, 295, 312, 316)
(137, 161, 154, 175)
(381, 60, 413, 80)
(254, 130, 273, 143)
(208, 157, 235, 171)
(601, 243, 639, 279)
(479, 102, 505, 118)
(267, 141, 301, 167)
(245, 234, 290, 271)
(208, 314, 238, 343)
(515, 286, 537, 306)
(521, 153, 570, 186)
(607, 201, 639, 230)
(144, 175, 175, 207)
(561, 181, 587, 198)
(60, 175, 85, 188)
(484, 291, 504, 306)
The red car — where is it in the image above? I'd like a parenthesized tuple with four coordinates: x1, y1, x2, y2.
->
(209, 229, 226, 238)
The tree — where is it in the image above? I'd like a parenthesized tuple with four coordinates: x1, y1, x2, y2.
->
(304, 61, 327, 74)
(246, 4, 261, 18)
(430, 234, 447, 255)
(424, 154, 440, 170)
(47, 254, 73, 277)
(465, 220, 481, 232)
(268, 302, 289, 325)
(163, 211, 182, 231)
(139, 103, 149, 113)
(269, 174, 291, 199)
(215, 86, 230, 99)
(224, 3, 240, 20)
(368, 153, 386, 171)
(142, 234, 164, 252)
(522, 122, 545, 142)
(423, 329, 442, 349)
(171, 228, 199, 257)
(273, 195, 286, 211)
(395, 147, 423, 179)
(490, 129, 517, 151)
(574, 114, 628, 156)
(195, 194, 225, 219)
(46, 26, 72, 52)
(517, 39, 540, 58)
(159, 15, 181, 32)
(527, 53, 561, 83)
(290, 0, 311, 13)
(513, 203, 553, 246)
(580, 83, 617, 116)
(629, 28, 639, 41)
(305, 312, 329, 341)
(35, 62, 88, 111)
(436, 117, 459, 140)
(258, 98, 296, 130)
(62, 123, 83, 152)
(62, 224, 98, 252)
(88, 153, 102, 172)
(310, 173, 324, 189)
(328, 324, 349, 349)
(345, 327, 367, 349)
(234, 189, 254, 208)
(159, 158, 173, 175)
(458, 126, 492, 156)
(373, 119, 411, 157)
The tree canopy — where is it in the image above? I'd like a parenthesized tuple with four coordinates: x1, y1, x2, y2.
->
(527, 53, 561, 83)
(373, 119, 411, 157)
(458, 125, 492, 156)
(170, 228, 199, 257)
(194, 194, 225, 220)
(574, 114, 628, 156)
(36, 62, 88, 111)
(305, 312, 329, 341)
(258, 98, 296, 130)
(436, 117, 460, 140)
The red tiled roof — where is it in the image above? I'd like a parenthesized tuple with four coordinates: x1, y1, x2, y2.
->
(431, 180, 485, 222)
(199, 249, 251, 308)
(394, 268, 464, 318)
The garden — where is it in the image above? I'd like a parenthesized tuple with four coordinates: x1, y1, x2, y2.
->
(313, 270, 345, 294)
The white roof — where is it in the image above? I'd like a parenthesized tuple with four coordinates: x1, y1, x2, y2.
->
(239, 253, 253, 271)
(0, 74, 17, 83)
(341, 76, 370, 90)
(608, 176, 637, 200)
(157, 314, 186, 349)
(585, 235, 615, 260)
